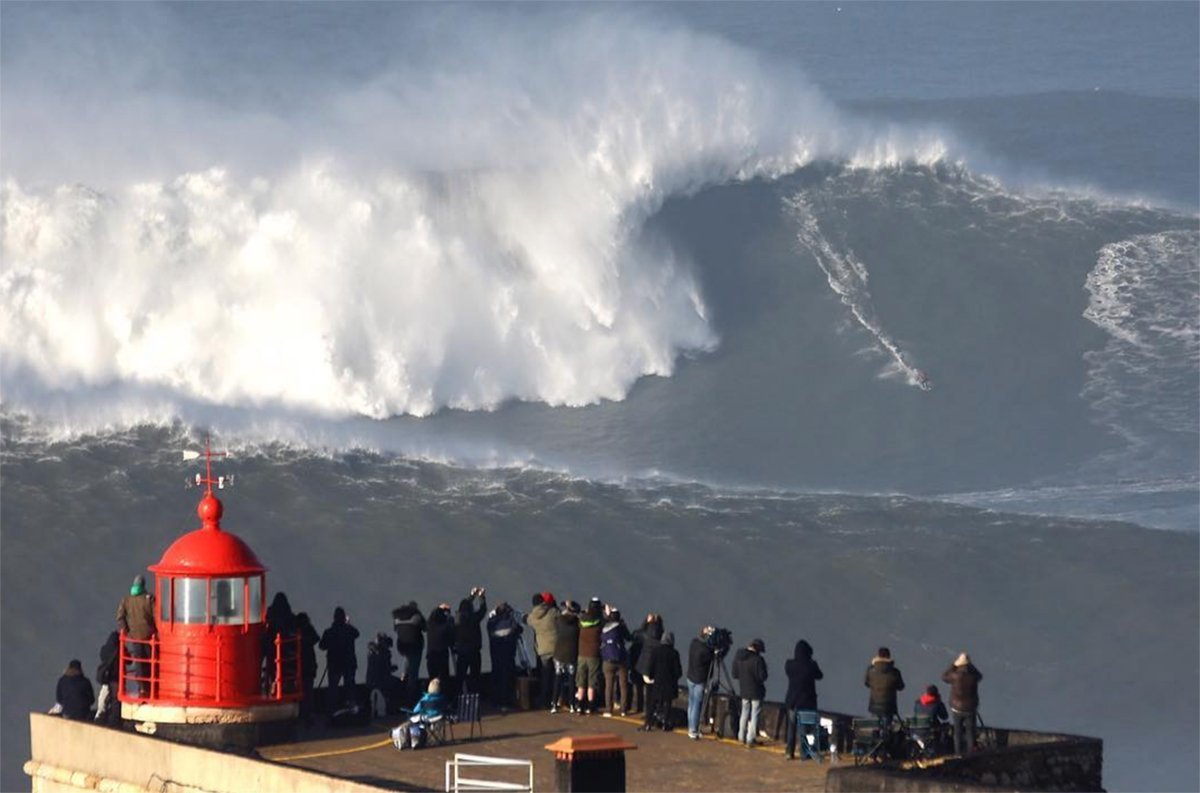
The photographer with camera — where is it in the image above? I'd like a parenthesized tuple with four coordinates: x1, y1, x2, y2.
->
(392, 601, 427, 705)
(454, 587, 487, 695)
(686, 626, 717, 739)
(425, 603, 456, 695)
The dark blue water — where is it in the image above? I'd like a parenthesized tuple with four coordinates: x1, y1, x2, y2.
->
(2, 3, 1197, 790)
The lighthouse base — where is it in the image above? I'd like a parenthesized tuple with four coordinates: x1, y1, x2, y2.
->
(121, 701, 299, 750)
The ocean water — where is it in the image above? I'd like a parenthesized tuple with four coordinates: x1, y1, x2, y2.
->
(2, 3, 1197, 791)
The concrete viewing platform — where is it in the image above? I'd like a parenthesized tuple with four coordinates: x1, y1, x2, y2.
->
(262, 708, 833, 791)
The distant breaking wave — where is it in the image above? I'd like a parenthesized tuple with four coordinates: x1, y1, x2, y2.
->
(1, 16, 950, 426)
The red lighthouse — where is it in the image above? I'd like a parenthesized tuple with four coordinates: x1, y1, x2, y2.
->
(119, 444, 300, 746)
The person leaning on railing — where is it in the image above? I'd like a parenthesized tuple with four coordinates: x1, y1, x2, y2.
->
(116, 575, 157, 697)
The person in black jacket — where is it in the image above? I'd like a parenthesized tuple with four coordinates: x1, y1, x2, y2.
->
(630, 614, 663, 716)
(94, 632, 121, 725)
(55, 660, 94, 721)
(783, 639, 824, 759)
(641, 631, 682, 731)
(263, 592, 296, 696)
(942, 652, 983, 754)
(552, 601, 581, 713)
(295, 612, 320, 722)
(733, 638, 768, 746)
(319, 606, 360, 708)
(392, 601, 427, 703)
(366, 632, 400, 714)
(426, 603, 456, 696)
(864, 646, 905, 722)
(685, 627, 715, 739)
(454, 588, 486, 694)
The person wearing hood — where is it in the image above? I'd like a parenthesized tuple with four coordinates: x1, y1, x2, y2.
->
(426, 603, 456, 696)
(392, 600, 427, 703)
(864, 646, 905, 721)
(942, 652, 983, 755)
(733, 639, 768, 746)
(630, 614, 663, 715)
(116, 575, 156, 697)
(574, 598, 604, 715)
(487, 600, 523, 710)
(641, 630, 682, 731)
(685, 627, 716, 739)
(914, 684, 949, 720)
(783, 639, 824, 760)
(454, 588, 487, 694)
(55, 660, 95, 721)
(263, 592, 296, 696)
(94, 631, 121, 725)
(600, 605, 631, 717)
(524, 592, 559, 710)
(552, 600, 581, 713)
(319, 606, 360, 708)
(295, 612, 321, 722)
(394, 678, 449, 750)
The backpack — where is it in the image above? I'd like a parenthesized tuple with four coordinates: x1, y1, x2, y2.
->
(600, 625, 627, 664)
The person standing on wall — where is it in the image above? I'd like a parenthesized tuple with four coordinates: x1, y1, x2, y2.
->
(454, 587, 487, 695)
(116, 574, 156, 697)
(392, 600, 427, 705)
(733, 638, 768, 747)
(864, 646, 905, 723)
(524, 592, 559, 710)
(783, 639, 824, 760)
(942, 652, 983, 754)
(319, 606, 360, 709)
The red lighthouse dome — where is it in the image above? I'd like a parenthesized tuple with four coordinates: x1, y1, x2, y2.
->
(119, 443, 299, 744)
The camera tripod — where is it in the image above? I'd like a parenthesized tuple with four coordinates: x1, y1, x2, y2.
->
(699, 652, 737, 737)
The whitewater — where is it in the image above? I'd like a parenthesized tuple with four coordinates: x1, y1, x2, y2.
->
(2, 4, 1197, 792)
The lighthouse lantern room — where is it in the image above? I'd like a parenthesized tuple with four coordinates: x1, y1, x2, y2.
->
(119, 443, 299, 744)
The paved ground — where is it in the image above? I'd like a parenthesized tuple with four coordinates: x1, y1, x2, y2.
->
(261, 708, 836, 791)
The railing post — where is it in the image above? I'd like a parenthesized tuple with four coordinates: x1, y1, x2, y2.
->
(216, 636, 223, 702)
(118, 630, 126, 700)
(274, 632, 283, 700)
(294, 634, 301, 697)
(150, 634, 159, 700)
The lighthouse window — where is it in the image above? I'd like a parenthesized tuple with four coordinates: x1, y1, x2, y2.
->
(173, 577, 208, 624)
(209, 577, 245, 625)
(247, 575, 263, 623)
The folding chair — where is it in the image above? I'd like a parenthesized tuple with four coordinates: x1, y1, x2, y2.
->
(851, 717, 890, 766)
(904, 715, 938, 759)
(796, 710, 824, 762)
(447, 691, 483, 742)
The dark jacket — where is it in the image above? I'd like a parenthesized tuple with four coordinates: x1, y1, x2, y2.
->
(426, 607, 456, 655)
(296, 617, 320, 683)
(366, 640, 397, 688)
(914, 694, 949, 722)
(733, 647, 768, 701)
(554, 612, 581, 665)
(392, 603, 427, 649)
(783, 640, 823, 710)
(486, 607, 523, 663)
(865, 657, 905, 717)
(649, 635, 683, 697)
(96, 632, 120, 686)
(686, 637, 714, 686)
(600, 619, 631, 664)
(633, 622, 664, 677)
(116, 592, 156, 639)
(57, 669, 95, 720)
(942, 664, 983, 712)
(454, 596, 486, 651)
(320, 619, 360, 672)
(524, 602, 560, 658)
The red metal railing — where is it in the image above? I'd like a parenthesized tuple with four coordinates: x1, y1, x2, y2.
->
(118, 631, 302, 707)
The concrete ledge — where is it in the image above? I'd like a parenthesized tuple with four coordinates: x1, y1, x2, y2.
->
(825, 730, 1103, 793)
(28, 714, 386, 793)
(121, 701, 297, 724)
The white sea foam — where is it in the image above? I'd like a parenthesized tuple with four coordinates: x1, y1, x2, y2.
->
(1082, 230, 1200, 469)
(1, 13, 957, 430)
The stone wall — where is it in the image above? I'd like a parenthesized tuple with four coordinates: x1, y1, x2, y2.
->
(825, 730, 1103, 793)
(26, 713, 386, 793)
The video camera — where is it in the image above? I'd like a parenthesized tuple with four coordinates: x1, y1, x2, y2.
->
(705, 627, 733, 657)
